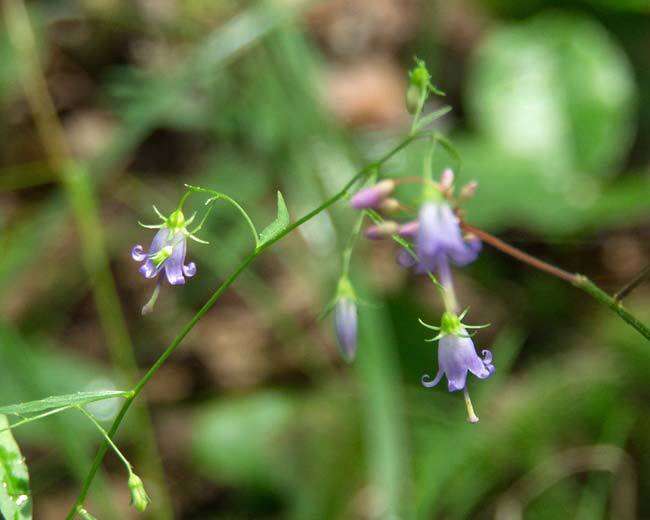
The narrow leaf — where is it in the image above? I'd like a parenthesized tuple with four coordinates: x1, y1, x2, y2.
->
(0, 415, 31, 520)
(258, 191, 290, 247)
(414, 106, 452, 131)
(0, 390, 129, 416)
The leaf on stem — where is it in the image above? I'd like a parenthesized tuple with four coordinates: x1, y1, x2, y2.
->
(414, 106, 452, 132)
(0, 390, 129, 416)
(258, 191, 290, 247)
(0, 415, 31, 520)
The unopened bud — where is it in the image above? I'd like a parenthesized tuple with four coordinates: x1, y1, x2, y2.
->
(364, 221, 399, 240)
(128, 473, 150, 513)
(439, 168, 454, 192)
(334, 297, 357, 362)
(397, 220, 419, 238)
(378, 198, 401, 214)
(350, 180, 395, 210)
(459, 181, 478, 201)
(405, 84, 422, 114)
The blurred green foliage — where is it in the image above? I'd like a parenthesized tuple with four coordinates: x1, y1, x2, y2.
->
(0, 0, 649, 519)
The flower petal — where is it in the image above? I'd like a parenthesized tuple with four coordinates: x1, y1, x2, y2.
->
(147, 228, 170, 256)
(183, 262, 197, 278)
(422, 370, 443, 388)
(131, 245, 147, 262)
(164, 233, 187, 285)
(139, 261, 162, 279)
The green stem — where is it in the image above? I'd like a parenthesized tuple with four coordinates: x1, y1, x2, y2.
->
(574, 276, 650, 340)
(185, 184, 260, 247)
(77, 407, 133, 475)
(614, 264, 650, 302)
(341, 212, 366, 278)
(66, 131, 428, 520)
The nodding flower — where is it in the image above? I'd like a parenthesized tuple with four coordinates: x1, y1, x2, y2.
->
(413, 202, 481, 275)
(420, 310, 494, 423)
(132, 206, 204, 314)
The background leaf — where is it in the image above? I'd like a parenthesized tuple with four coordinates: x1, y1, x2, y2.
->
(0, 391, 128, 416)
(0, 415, 31, 520)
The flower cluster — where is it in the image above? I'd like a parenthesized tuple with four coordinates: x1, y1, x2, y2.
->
(345, 165, 495, 423)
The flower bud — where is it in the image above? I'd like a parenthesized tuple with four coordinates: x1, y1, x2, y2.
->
(397, 220, 419, 238)
(334, 297, 357, 362)
(459, 181, 478, 201)
(128, 473, 150, 513)
(378, 197, 401, 214)
(350, 180, 395, 210)
(439, 168, 454, 192)
(405, 84, 422, 114)
(364, 221, 399, 240)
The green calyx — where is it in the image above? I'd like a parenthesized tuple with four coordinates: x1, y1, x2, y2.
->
(167, 209, 185, 230)
(422, 182, 444, 203)
(408, 58, 445, 96)
(418, 308, 491, 342)
(440, 311, 462, 335)
(336, 276, 356, 301)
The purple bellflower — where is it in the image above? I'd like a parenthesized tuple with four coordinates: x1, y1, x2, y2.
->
(415, 202, 481, 275)
(420, 310, 494, 423)
(132, 206, 204, 314)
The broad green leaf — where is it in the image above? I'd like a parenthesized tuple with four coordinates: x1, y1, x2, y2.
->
(0, 415, 31, 520)
(466, 11, 635, 178)
(0, 391, 129, 416)
(258, 191, 290, 247)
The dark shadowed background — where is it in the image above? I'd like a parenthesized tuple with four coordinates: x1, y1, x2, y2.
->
(1, 0, 649, 518)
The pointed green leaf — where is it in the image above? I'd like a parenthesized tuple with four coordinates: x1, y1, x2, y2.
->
(0, 390, 129, 416)
(258, 191, 290, 247)
(414, 106, 452, 132)
(0, 415, 31, 520)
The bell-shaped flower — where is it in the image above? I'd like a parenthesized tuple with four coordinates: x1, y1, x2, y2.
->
(420, 310, 494, 423)
(415, 202, 480, 273)
(132, 206, 204, 314)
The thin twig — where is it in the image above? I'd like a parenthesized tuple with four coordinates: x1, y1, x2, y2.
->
(614, 264, 650, 302)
